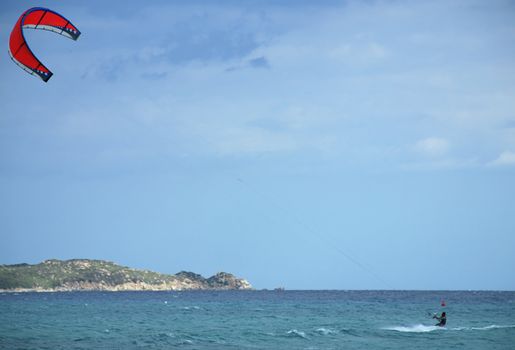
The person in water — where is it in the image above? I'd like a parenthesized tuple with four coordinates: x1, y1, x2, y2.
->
(433, 312, 446, 327)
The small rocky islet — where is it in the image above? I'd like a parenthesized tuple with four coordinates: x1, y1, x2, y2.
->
(0, 259, 252, 292)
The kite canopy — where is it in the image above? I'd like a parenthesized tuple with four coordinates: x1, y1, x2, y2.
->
(8, 7, 81, 82)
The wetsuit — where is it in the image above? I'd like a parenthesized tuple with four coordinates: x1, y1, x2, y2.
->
(434, 315, 446, 327)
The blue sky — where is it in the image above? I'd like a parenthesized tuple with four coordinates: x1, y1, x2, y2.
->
(1, 0, 514, 290)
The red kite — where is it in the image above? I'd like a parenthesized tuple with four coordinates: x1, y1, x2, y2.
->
(8, 7, 81, 82)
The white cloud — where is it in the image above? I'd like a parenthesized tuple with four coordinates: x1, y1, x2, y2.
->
(489, 151, 515, 166)
(415, 137, 449, 157)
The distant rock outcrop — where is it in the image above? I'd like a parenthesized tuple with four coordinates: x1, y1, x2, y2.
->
(0, 259, 252, 292)
(207, 272, 252, 290)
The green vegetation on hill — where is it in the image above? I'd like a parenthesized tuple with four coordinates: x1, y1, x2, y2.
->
(0, 259, 252, 291)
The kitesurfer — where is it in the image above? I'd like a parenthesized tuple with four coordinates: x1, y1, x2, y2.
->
(433, 312, 446, 327)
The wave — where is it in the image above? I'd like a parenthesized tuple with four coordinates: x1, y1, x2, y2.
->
(286, 329, 308, 339)
(383, 324, 444, 333)
(384, 324, 515, 333)
(181, 306, 201, 310)
(315, 328, 338, 335)
(451, 325, 515, 331)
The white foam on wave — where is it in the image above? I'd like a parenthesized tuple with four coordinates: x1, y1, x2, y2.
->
(451, 325, 515, 331)
(315, 328, 337, 335)
(287, 329, 308, 339)
(385, 324, 515, 333)
(182, 306, 201, 310)
(384, 324, 443, 333)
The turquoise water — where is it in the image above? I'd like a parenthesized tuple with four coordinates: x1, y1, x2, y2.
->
(1, 290, 514, 349)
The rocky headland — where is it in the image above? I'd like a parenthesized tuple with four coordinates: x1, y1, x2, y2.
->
(0, 259, 252, 292)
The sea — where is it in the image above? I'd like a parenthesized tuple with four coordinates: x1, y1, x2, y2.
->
(1, 290, 514, 349)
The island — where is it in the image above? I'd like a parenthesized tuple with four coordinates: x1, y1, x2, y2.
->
(0, 259, 252, 292)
